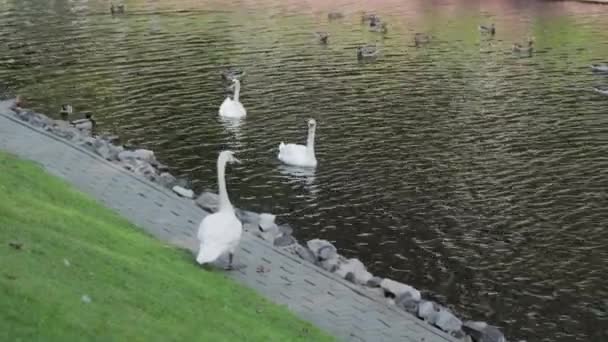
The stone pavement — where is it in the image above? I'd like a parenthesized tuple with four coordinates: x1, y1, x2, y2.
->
(0, 100, 456, 342)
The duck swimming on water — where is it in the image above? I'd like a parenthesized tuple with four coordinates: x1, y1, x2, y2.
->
(512, 38, 534, 54)
(479, 23, 495, 35)
(315, 32, 329, 44)
(357, 45, 380, 60)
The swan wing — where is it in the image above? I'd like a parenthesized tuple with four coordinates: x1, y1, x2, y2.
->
(196, 212, 243, 264)
(278, 143, 310, 166)
(219, 98, 246, 118)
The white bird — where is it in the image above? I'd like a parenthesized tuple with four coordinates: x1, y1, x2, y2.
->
(196, 151, 243, 269)
(278, 118, 317, 168)
(593, 87, 608, 96)
(591, 64, 608, 72)
(219, 79, 247, 118)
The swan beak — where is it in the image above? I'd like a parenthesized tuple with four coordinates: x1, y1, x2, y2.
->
(232, 157, 242, 164)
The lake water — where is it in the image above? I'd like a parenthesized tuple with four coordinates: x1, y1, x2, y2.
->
(1, 0, 607, 340)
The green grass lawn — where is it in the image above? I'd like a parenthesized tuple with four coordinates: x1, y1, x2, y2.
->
(0, 151, 333, 342)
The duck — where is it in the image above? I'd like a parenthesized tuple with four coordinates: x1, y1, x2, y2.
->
(361, 13, 379, 24)
(369, 21, 388, 34)
(10, 95, 23, 112)
(110, 3, 125, 15)
(60, 104, 73, 120)
(414, 33, 431, 46)
(70, 113, 96, 130)
(14, 95, 23, 108)
(357, 45, 380, 60)
(315, 32, 329, 44)
(196, 151, 243, 270)
(591, 64, 608, 73)
(512, 38, 534, 54)
(328, 12, 344, 20)
(479, 23, 495, 35)
(278, 118, 317, 168)
(593, 87, 608, 96)
(219, 79, 247, 118)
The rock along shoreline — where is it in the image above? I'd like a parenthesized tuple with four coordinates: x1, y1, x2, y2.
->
(4, 99, 507, 342)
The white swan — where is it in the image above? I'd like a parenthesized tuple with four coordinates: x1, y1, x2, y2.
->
(196, 151, 243, 269)
(278, 118, 317, 168)
(219, 79, 246, 118)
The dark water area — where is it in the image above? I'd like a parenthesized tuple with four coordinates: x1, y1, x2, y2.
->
(2, 0, 608, 340)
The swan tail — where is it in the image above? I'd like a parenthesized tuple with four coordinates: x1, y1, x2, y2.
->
(196, 244, 224, 265)
(279, 142, 285, 151)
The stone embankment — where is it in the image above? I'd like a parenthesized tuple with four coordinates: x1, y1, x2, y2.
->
(5, 99, 506, 342)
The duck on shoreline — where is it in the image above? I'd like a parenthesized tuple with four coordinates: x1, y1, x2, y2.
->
(70, 113, 96, 131)
(60, 104, 73, 120)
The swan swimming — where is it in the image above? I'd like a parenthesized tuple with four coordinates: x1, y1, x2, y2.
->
(196, 151, 243, 270)
(219, 79, 247, 118)
(278, 118, 317, 168)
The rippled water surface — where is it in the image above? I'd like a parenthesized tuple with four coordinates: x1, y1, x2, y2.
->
(2, 0, 608, 340)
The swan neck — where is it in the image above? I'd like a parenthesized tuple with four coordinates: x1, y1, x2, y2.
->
(306, 125, 316, 157)
(217, 156, 233, 211)
(233, 82, 241, 102)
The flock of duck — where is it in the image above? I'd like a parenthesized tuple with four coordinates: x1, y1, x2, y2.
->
(198, 13, 608, 269)
(315, 13, 535, 60)
(57, 10, 608, 270)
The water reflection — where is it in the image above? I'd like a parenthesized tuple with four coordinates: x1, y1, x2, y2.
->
(277, 164, 317, 189)
(1, 0, 608, 341)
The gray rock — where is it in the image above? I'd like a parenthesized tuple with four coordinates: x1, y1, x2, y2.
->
(172, 185, 194, 198)
(95, 142, 112, 160)
(273, 234, 297, 247)
(30, 113, 52, 127)
(101, 134, 120, 144)
(335, 258, 373, 284)
(418, 301, 440, 323)
(238, 210, 261, 226)
(294, 243, 317, 264)
(107, 144, 123, 161)
(82, 137, 97, 146)
(435, 308, 463, 333)
(258, 213, 277, 232)
(133, 149, 155, 163)
(278, 223, 294, 236)
(395, 292, 419, 314)
(157, 172, 177, 188)
(319, 255, 343, 272)
(195, 192, 219, 212)
(462, 321, 506, 342)
(133, 160, 157, 181)
(254, 213, 282, 242)
(380, 278, 421, 300)
(306, 239, 337, 261)
(152, 161, 170, 172)
(117, 150, 138, 162)
(366, 276, 383, 288)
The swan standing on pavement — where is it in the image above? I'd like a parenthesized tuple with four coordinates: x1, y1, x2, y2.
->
(219, 79, 247, 118)
(196, 151, 243, 270)
(278, 119, 317, 168)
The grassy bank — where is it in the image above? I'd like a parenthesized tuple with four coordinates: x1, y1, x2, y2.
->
(0, 151, 333, 342)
